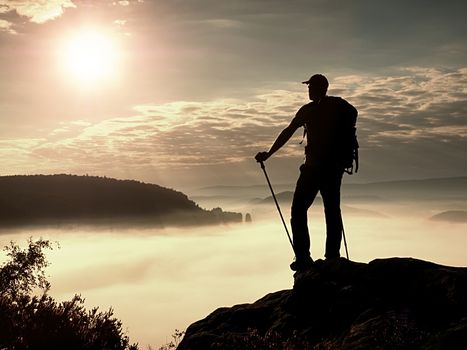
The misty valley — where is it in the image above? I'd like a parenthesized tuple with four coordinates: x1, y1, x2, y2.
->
(1, 175, 466, 347)
(193, 176, 467, 225)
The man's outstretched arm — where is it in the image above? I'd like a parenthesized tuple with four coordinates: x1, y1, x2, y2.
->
(255, 123, 299, 162)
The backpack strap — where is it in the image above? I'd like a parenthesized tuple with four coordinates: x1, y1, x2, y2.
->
(299, 124, 307, 145)
(344, 137, 359, 175)
(354, 143, 359, 173)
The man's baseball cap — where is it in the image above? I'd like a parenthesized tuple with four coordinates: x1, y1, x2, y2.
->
(302, 74, 329, 90)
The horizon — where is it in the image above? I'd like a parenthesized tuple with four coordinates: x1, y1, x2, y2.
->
(2, 172, 467, 191)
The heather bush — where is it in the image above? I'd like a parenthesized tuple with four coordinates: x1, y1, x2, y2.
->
(0, 238, 139, 350)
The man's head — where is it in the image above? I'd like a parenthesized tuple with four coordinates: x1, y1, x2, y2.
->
(302, 74, 328, 101)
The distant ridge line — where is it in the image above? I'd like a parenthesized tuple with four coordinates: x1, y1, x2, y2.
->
(198, 176, 467, 191)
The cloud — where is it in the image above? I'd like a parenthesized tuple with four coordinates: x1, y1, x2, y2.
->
(0, 138, 45, 175)
(0, 0, 75, 23)
(0, 19, 15, 34)
(1, 67, 466, 184)
(55, 256, 157, 292)
(200, 18, 243, 29)
(113, 19, 127, 26)
(335, 67, 467, 144)
(112, 0, 143, 6)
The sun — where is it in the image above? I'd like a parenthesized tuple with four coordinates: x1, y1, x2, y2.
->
(60, 29, 119, 84)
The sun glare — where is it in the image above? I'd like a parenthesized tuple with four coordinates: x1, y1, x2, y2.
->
(60, 29, 119, 84)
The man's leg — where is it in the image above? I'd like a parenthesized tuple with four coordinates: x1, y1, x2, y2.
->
(320, 168, 344, 259)
(291, 164, 319, 262)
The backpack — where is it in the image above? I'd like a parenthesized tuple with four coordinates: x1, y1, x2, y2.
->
(300, 97, 359, 174)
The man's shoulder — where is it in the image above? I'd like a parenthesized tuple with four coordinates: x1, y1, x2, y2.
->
(326, 96, 346, 103)
(297, 102, 316, 114)
(294, 102, 312, 115)
(326, 96, 356, 110)
(292, 103, 314, 126)
(300, 101, 315, 109)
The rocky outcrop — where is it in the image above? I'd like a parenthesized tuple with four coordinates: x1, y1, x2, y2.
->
(178, 258, 467, 349)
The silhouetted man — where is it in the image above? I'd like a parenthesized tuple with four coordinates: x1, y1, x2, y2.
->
(255, 74, 358, 271)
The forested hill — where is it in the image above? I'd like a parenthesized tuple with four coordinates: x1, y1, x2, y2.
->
(0, 175, 241, 227)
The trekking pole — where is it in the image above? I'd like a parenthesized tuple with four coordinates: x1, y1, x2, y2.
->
(342, 219, 350, 260)
(258, 161, 295, 254)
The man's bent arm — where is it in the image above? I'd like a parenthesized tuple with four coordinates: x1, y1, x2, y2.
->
(256, 123, 299, 162)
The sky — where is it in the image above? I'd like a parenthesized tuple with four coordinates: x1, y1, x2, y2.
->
(1, 2, 466, 345)
(1, 0, 466, 190)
